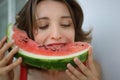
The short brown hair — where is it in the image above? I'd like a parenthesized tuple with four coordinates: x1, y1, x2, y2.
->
(15, 0, 92, 42)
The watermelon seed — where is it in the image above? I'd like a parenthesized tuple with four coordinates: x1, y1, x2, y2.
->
(38, 45, 44, 47)
(81, 44, 84, 46)
(50, 48, 56, 51)
(44, 45, 49, 50)
(22, 37, 29, 43)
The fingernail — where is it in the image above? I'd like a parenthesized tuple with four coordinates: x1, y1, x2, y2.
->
(11, 40, 15, 43)
(15, 46, 19, 49)
(3, 36, 7, 39)
(19, 57, 22, 60)
(18, 57, 22, 63)
(65, 69, 69, 72)
(67, 63, 71, 67)
(74, 57, 79, 61)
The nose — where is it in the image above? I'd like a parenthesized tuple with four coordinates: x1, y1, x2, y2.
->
(50, 28, 62, 40)
(51, 36, 62, 40)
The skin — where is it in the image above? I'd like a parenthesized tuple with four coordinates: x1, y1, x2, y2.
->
(0, 36, 22, 80)
(0, 1, 101, 80)
(34, 1, 75, 45)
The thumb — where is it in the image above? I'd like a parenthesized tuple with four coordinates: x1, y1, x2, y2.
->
(88, 46, 94, 69)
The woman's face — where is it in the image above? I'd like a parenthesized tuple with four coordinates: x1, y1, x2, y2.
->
(33, 1, 75, 45)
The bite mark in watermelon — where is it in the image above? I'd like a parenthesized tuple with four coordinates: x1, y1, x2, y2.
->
(7, 23, 90, 70)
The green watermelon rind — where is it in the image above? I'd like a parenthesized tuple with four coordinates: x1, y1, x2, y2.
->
(6, 23, 89, 70)
(15, 51, 88, 70)
(7, 23, 13, 42)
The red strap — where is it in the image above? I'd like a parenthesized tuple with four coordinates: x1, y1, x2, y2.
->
(20, 64, 27, 80)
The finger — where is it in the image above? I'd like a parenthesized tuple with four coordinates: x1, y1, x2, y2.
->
(0, 36, 7, 48)
(67, 63, 86, 80)
(8, 68, 14, 80)
(1, 57, 22, 74)
(74, 57, 91, 77)
(7, 57, 14, 67)
(66, 69, 79, 80)
(0, 41, 14, 53)
(8, 57, 14, 80)
(88, 47, 100, 78)
(0, 46, 19, 66)
(88, 47, 96, 71)
(0, 41, 14, 60)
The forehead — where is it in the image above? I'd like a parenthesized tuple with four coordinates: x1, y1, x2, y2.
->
(35, 0, 71, 19)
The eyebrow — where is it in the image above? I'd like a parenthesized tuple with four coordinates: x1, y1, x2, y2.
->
(36, 17, 49, 20)
(36, 16, 71, 21)
(61, 16, 71, 18)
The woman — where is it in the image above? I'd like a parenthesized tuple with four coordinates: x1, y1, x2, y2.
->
(0, 0, 101, 80)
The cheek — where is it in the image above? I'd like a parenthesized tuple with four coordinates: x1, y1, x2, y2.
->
(33, 31, 47, 44)
(70, 32, 75, 42)
(64, 29, 75, 42)
(34, 34, 42, 44)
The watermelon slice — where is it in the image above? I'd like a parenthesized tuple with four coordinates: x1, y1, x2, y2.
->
(7, 23, 90, 70)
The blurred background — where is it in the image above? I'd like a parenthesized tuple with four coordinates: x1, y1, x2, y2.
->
(0, 0, 27, 39)
(0, 0, 120, 80)
(78, 0, 120, 80)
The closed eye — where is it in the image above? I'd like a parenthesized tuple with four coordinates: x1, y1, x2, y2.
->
(39, 25, 49, 30)
(61, 24, 71, 27)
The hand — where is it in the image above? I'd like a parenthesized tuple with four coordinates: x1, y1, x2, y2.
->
(66, 47, 101, 80)
(0, 36, 22, 80)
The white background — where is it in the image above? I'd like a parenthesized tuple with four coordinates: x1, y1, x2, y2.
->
(77, 0, 120, 80)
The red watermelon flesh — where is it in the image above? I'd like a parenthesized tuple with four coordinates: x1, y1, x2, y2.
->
(7, 24, 90, 70)
(13, 26, 89, 56)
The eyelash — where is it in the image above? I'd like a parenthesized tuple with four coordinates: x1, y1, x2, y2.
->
(38, 25, 48, 30)
(38, 24, 71, 30)
(61, 24, 71, 27)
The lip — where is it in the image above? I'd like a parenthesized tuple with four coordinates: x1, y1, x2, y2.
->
(46, 42, 66, 46)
